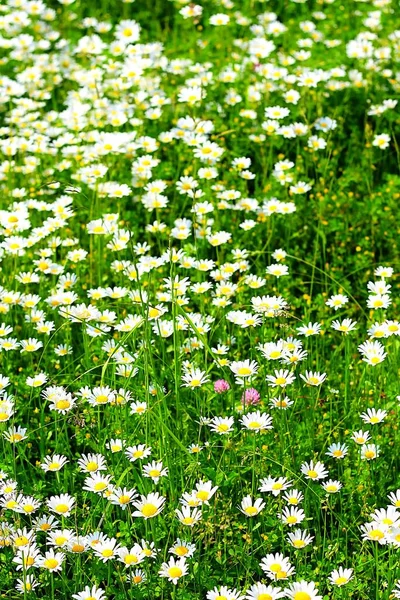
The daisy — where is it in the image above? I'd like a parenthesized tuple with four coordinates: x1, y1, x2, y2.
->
(125, 444, 152, 462)
(116, 544, 145, 567)
(109, 487, 138, 509)
(230, 359, 258, 378)
(38, 549, 65, 572)
(266, 369, 296, 388)
(259, 477, 292, 496)
(143, 461, 169, 484)
(175, 506, 202, 527)
(260, 553, 295, 581)
(40, 454, 69, 472)
(209, 416, 235, 434)
(94, 538, 121, 562)
(351, 429, 370, 445)
(127, 569, 147, 585)
(132, 493, 166, 519)
(207, 586, 243, 600)
(301, 460, 328, 480)
(326, 443, 348, 459)
(72, 586, 106, 600)
(169, 539, 196, 558)
(322, 480, 343, 494)
(245, 583, 284, 600)
(159, 556, 188, 584)
(325, 294, 348, 310)
(194, 480, 218, 505)
(181, 368, 210, 388)
(240, 411, 273, 432)
(331, 319, 358, 334)
(300, 371, 327, 386)
(239, 495, 266, 517)
(360, 522, 389, 544)
(287, 529, 314, 549)
(278, 506, 306, 527)
(361, 444, 380, 460)
(296, 322, 322, 336)
(360, 408, 387, 424)
(285, 580, 322, 600)
(47, 494, 75, 517)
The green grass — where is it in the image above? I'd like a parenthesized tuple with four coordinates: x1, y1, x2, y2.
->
(0, 0, 399, 599)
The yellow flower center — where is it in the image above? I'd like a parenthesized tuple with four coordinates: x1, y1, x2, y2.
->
(48, 462, 60, 470)
(325, 485, 337, 493)
(101, 549, 114, 557)
(175, 546, 188, 556)
(335, 577, 348, 585)
(124, 554, 138, 564)
(56, 400, 70, 410)
(168, 566, 183, 578)
(44, 558, 59, 569)
(248, 421, 261, 429)
(286, 515, 298, 524)
(258, 595, 273, 600)
(307, 470, 318, 478)
(276, 570, 287, 579)
(365, 451, 375, 459)
(72, 544, 85, 553)
(275, 377, 287, 385)
(269, 563, 282, 573)
(0, 413, 10, 422)
(23, 504, 35, 513)
(196, 491, 210, 501)
(141, 503, 157, 517)
(244, 506, 258, 516)
(95, 394, 108, 404)
(133, 575, 143, 583)
(55, 503, 69, 514)
(15, 536, 29, 547)
(293, 539, 306, 548)
(94, 482, 107, 491)
(294, 593, 311, 600)
(148, 469, 161, 478)
(217, 423, 229, 432)
(272, 482, 283, 490)
(86, 462, 98, 472)
(369, 529, 384, 540)
(119, 494, 131, 504)
(237, 367, 252, 376)
(182, 517, 194, 525)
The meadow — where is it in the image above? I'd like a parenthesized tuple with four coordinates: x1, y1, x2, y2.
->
(0, 0, 400, 598)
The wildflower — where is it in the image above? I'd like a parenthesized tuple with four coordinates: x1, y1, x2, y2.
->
(47, 494, 75, 517)
(360, 522, 389, 544)
(181, 368, 210, 388)
(116, 545, 145, 567)
(94, 538, 121, 561)
(259, 477, 292, 496)
(287, 529, 314, 549)
(260, 553, 295, 580)
(38, 549, 65, 572)
(132, 493, 166, 519)
(278, 506, 306, 527)
(72, 586, 107, 600)
(326, 443, 348, 459)
(300, 371, 327, 386)
(175, 506, 202, 527)
(230, 359, 258, 378)
(169, 539, 196, 558)
(194, 480, 218, 505)
(360, 408, 387, 424)
(245, 583, 285, 600)
(301, 460, 328, 480)
(241, 388, 261, 405)
(266, 369, 296, 388)
(372, 134, 390, 149)
(239, 496, 266, 517)
(241, 411, 273, 432)
(209, 416, 234, 434)
(331, 319, 358, 334)
(143, 461, 169, 484)
(207, 586, 244, 600)
(285, 581, 322, 600)
(361, 444, 380, 460)
(40, 455, 69, 472)
(322, 480, 343, 494)
(109, 487, 138, 509)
